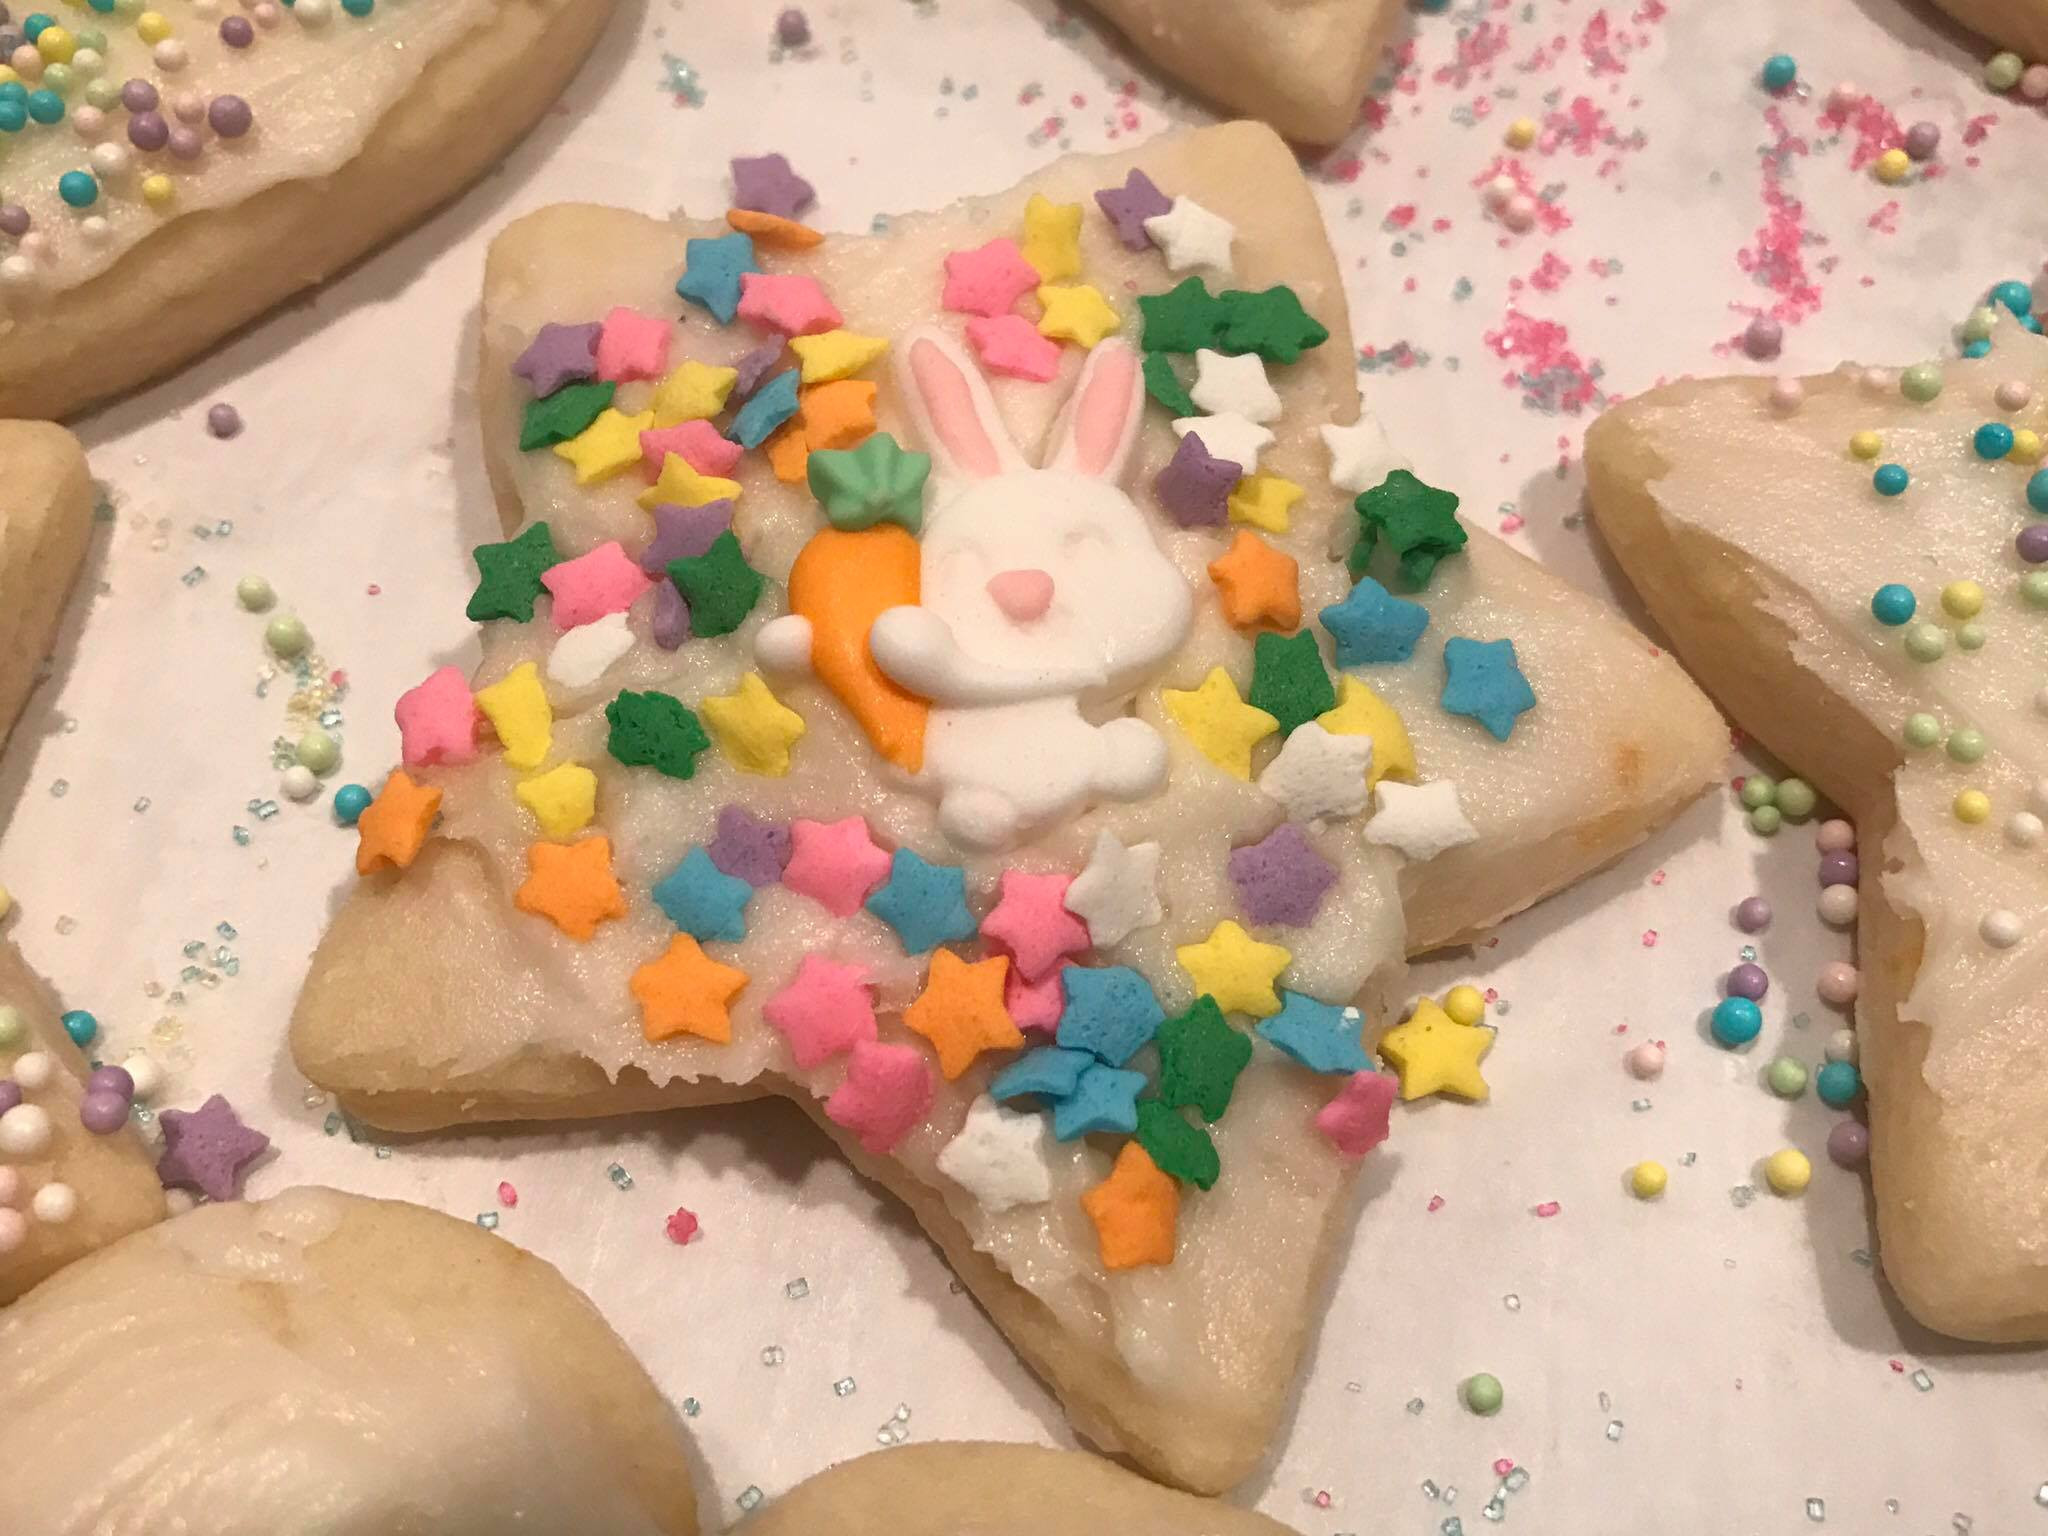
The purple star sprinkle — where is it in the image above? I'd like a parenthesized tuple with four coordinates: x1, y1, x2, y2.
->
(511, 321, 601, 398)
(1228, 824, 1338, 928)
(641, 501, 734, 575)
(1094, 169, 1172, 252)
(155, 1093, 270, 1202)
(651, 582, 690, 650)
(731, 153, 816, 221)
(1153, 432, 1241, 528)
(731, 340, 786, 402)
(707, 805, 792, 887)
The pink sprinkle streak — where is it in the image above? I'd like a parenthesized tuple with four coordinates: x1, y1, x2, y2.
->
(665, 1207, 701, 1245)
(1494, 1459, 1517, 1477)
(1535, 1200, 1562, 1218)
(1642, 929, 1659, 947)
(1484, 308, 1606, 415)
(1427, 1194, 1446, 1213)
(496, 1181, 518, 1207)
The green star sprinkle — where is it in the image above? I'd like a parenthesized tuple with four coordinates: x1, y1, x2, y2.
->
(667, 531, 764, 638)
(1157, 995, 1252, 1123)
(1215, 285, 1330, 364)
(1138, 277, 1228, 354)
(806, 432, 932, 533)
(1249, 630, 1336, 737)
(1134, 1100, 1221, 1190)
(605, 689, 711, 780)
(1349, 469, 1469, 591)
(519, 380, 616, 451)
(1142, 352, 1197, 417)
(466, 521, 560, 623)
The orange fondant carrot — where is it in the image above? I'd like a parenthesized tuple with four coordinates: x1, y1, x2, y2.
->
(788, 526, 927, 772)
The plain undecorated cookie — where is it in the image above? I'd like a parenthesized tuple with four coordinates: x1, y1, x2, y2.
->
(0, 421, 92, 741)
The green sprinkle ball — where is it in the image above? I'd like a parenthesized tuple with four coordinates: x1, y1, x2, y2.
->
(1947, 727, 1988, 763)
(1904, 712, 1943, 748)
(1738, 774, 1777, 810)
(265, 614, 310, 658)
(2022, 572, 2048, 609)
(1960, 306, 1999, 344)
(1986, 50, 2026, 91)
(0, 1005, 24, 1049)
(236, 575, 276, 612)
(1904, 623, 1948, 662)
(1957, 622, 1987, 652)
(1899, 363, 1944, 403)
(1767, 1056, 1809, 1098)
(1774, 777, 1817, 821)
(1462, 1373, 1505, 1416)
(294, 728, 341, 776)
(1750, 804, 1783, 835)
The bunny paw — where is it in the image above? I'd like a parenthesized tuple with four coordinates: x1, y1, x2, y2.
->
(939, 787, 1023, 852)
(1093, 717, 1170, 801)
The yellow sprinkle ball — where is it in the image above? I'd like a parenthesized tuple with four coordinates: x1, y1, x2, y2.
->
(1504, 116, 1537, 149)
(1849, 430, 1882, 460)
(134, 10, 170, 43)
(0, 66, 17, 87)
(35, 25, 74, 63)
(2011, 429, 2043, 464)
(1874, 148, 1910, 184)
(1442, 985, 1485, 1026)
(0, 884, 15, 922)
(1765, 1147, 1811, 1195)
(1629, 1160, 1668, 1199)
(1941, 580, 1985, 618)
(140, 172, 172, 207)
(1954, 789, 1992, 824)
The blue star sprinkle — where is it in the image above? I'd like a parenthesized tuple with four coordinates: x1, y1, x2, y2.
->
(730, 369, 800, 450)
(1319, 575, 1430, 666)
(675, 232, 758, 325)
(864, 847, 977, 954)
(1055, 965, 1165, 1066)
(1256, 990, 1370, 1074)
(1440, 635, 1537, 741)
(990, 1045, 1096, 1103)
(651, 846, 753, 942)
(1049, 1062, 1147, 1140)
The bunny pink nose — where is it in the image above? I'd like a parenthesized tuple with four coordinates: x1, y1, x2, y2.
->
(987, 568, 1055, 622)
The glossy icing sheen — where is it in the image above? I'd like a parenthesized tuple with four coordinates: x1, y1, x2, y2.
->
(0, 0, 490, 307)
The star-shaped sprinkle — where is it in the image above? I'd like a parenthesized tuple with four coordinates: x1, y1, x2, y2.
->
(727, 207, 824, 249)
(1156, 995, 1252, 1122)
(632, 934, 748, 1045)
(474, 661, 552, 770)
(640, 501, 732, 574)
(1174, 412, 1271, 473)
(639, 453, 744, 512)
(1378, 996, 1493, 1101)
(548, 611, 635, 688)
(1051, 1062, 1148, 1140)
(514, 835, 626, 941)
(1320, 575, 1429, 666)
(1056, 964, 1165, 1066)
(1216, 285, 1329, 363)
(355, 770, 442, 875)
(1095, 167, 1173, 250)
(800, 379, 879, 451)
(784, 815, 891, 916)
(942, 237, 1040, 317)
(542, 541, 652, 630)
(981, 869, 1090, 983)
(1316, 1071, 1398, 1156)
(763, 955, 876, 1068)
(1364, 778, 1479, 861)
(520, 380, 615, 451)
(701, 672, 806, 776)
(394, 665, 480, 767)
(675, 231, 758, 324)
(706, 804, 790, 886)
(514, 762, 597, 840)
(1441, 636, 1536, 740)
(1350, 469, 1468, 590)
(967, 313, 1060, 381)
(865, 847, 976, 953)
(824, 1040, 934, 1155)
(467, 522, 560, 623)
(1227, 471, 1303, 533)
(1320, 676, 1416, 788)
(1144, 351, 1198, 416)
(640, 420, 742, 480)
(1004, 962, 1069, 1034)
(1063, 829, 1163, 948)
(1257, 720, 1372, 823)
(1190, 348, 1280, 422)
(554, 407, 656, 485)
(1139, 277, 1228, 353)
(1162, 666, 1278, 779)
(904, 950, 1023, 1080)
(738, 271, 843, 336)
(1152, 431, 1241, 528)
(1321, 414, 1409, 494)
(1037, 283, 1121, 348)
(667, 530, 764, 638)
(1020, 192, 1083, 279)
(731, 369, 800, 449)
(1143, 196, 1237, 275)
(651, 359, 739, 425)
(1228, 822, 1339, 928)
(731, 152, 815, 219)
(1258, 990, 1371, 1074)
(652, 846, 754, 942)
(1249, 630, 1336, 736)
(595, 306, 671, 383)
(1176, 920, 1291, 1018)
(605, 689, 711, 780)
(1081, 1142, 1177, 1269)
(1134, 1100, 1220, 1190)
(936, 1096, 1053, 1213)
(512, 320, 599, 397)
(790, 330, 889, 383)
(1208, 530, 1299, 630)
(990, 1044, 1096, 1102)
(732, 341, 786, 400)
(654, 587, 690, 653)
(155, 1094, 268, 1201)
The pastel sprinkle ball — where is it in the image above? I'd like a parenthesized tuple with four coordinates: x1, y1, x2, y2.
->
(1629, 1160, 1667, 1200)
(1827, 1121, 1870, 1168)
(1869, 583, 1914, 625)
(1899, 363, 1943, 402)
(1766, 1056, 1807, 1097)
(1759, 54, 1796, 92)
(1848, 430, 1881, 459)
(1973, 423, 2014, 460)
(1872, 463, 1909, 497)
(1442, 984, 1485, 1026)
(332, 783, 372, 825)
(1764, 1147, 1812, 1196)
(1710, 996, 1762, 1048)
(1815, 1060, 1862, 1108)
(2026, 469, 2048, 513)
(1734, 896, 1772, 932)
(59, 1008, 96, 1046)
(1986, 51, 2025, 91)
(1462, 1372, 1505, 1415)
(1873, 149, 1909, 185)
(1625, 1040, 1665, 1079)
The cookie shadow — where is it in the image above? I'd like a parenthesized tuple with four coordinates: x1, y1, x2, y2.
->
(0, 513, 114, 840)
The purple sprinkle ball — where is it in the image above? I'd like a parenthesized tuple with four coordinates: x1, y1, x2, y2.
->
(207, 403, 243, 439)
(86, 1064, 134, 1099)
(208, 94, 253, 139)
(1902, 121, 1939, 162)
(219, 15, 254, 47)
(1818, 851, 1859, 887)
(120, 77, 159, 113)
(0, 203, 28, 239)
(1734, 895, 1773, 933)
(1826, 1119, 1870, 1167)
(79, 1090, 130, 1135)
(0, 1080, 20, 1118)
(775, 7, 809, 47)
(1725, 962, 1769, 1001)
(128, 110, 168, 151)
(2018, 525, 2048, 563)
(1742, 315, 1783, 360)
(168, 125, 203, 160)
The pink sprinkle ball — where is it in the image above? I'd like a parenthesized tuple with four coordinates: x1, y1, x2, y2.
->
(1501, 193, 1537, 232)
(1997, 380, 2033, 412)
(71, 105, 105, 140)
(1827, 1120, 1870, 1167)
(253, 1, 282, 27)
(1817, 961, 1860, 1006)
(1734, 895, 1773, 932)
(10, 43, 41, 79)
(1742, 315, 1783, 360)
(1815, 818, 1855, 852)
(154, 39, 188, 72)
(168, 125, 202, 160)
(1482, 175, 1516, 210)
(0, 1207, 24, 1254)
(1827, 81, 1862, 113)
(1769, 377, 1803, 414)
(1626, 1041, 1666, 1079)
(173, 90, 205, 125)
(1860, 367, 1896, 395)
(2023, 63, 2048, 100)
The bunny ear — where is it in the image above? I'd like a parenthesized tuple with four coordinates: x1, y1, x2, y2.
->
(1044, 339, 1144, 482)
(895, 327, 1026, 481)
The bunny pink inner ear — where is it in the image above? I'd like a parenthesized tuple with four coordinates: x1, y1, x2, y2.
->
(1065, 345, 1140, 478)
(909, 338, 1004, 478)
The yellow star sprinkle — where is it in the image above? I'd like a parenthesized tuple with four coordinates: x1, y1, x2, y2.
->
(515, 762, 598, 840)
(1227, 473, 1305, 534)
(554, 407, 655, 485)
(1162, 667, 1278, 780)
(1175, 920, 1292, 1018)
(638, 453, 743, 511)
(790, 330, 890, 384)
(1377, 996, 1493, 1101)
(1021, 193, 1083, 280)
(650, 360, 738, 426)
(474, 661, 553, 771)
(1318, 676, 1417, 789)
(701, 672, 807, 776)
(1037, 283, 1122, 348)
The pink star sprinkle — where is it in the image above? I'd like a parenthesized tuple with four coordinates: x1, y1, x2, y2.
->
(783, 816, 891, 916)
(541, 541, 653, 631)
(665, 1207, 701, 1245)
(640, 420, 743, 480)
(966, 314, 1060, 381)
(394, 664, 480, 767)
(941, 238, 1040, 317)
(1004, 959, 1069, 1034)
(737, 272, 844, 337)
(1315, 1071, 1397, 1158)
(824, 1040, 934, 1155)
(595, 305, 672, 382)
(763, 955, 878, 1069)
(981, 870, 1090, 983)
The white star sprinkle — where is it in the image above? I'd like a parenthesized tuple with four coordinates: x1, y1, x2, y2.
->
(1173, 412, 1273, 473)
(1191, 349, 1282, 423)
(936, 1097, 1055, 1214)
(547, 611, 635, 689)
(1063, 828, 1165, 948)
(1320, 414, 1411, 495)
(1257, 722, 1373, 824)
(1363, 779, 1478, 861)
(1143, 196, 1238, 276)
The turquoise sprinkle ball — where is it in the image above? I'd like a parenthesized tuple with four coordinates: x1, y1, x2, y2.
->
(22, 13, 53, 43)
(57, 170, 97, 208)
(1815, 1060, 1863, 1107)
(333, 783, 373, 825)
(1963, 339, 1991, 359)
(1870, 584, 1916, 625)
(0, 100, 24, 133)
(0, 82, 23, 104)
(1711, 996, 1764, 1048)
(1975, 422, 2016, 459)
(25, 89, 62, 125)
(1873, 463, 1909, 496)
(341, 0, 375, 14)
(1761, 54, 1797, 91)
(2028, 468, 2048, 514)
(1992, 280, 2034, 317)
(59, 1008, 97, 1047)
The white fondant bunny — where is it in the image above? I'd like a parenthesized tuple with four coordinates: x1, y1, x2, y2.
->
(758, 328, 1193, 852)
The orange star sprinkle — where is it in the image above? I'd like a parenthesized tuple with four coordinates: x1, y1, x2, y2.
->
(513, 836, 627, 941)
(799, 379, 878, 451)
(631, 934, 748, 1044)
(726, 207, 825, 249)
(765, 421, 810, 484)
(1081, 1142, 1179, 1270)
(902, 949, 1023, 1080)
(1206, 530, 1300, 631)
(355, 770, 443, 876)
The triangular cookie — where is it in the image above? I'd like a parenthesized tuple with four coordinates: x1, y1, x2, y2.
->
(293, 121, 1722, 1490)
(1587, 322, 2048, 1341)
